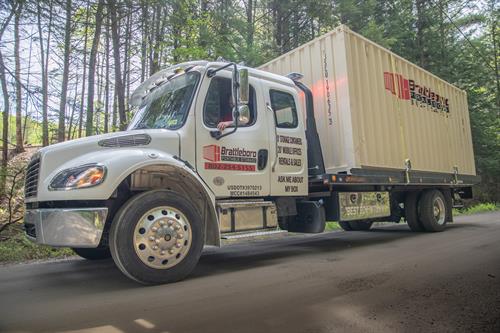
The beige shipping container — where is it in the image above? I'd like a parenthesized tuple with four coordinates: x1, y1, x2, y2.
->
(259, 25, 476, 177)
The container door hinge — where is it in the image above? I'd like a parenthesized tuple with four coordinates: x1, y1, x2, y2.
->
(453, 166, 459, 184)
(404, 159, 412, 184)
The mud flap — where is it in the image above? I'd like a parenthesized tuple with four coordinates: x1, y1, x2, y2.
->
(288, 201, 326, 233)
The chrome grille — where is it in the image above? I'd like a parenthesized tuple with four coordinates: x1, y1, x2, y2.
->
(25, 155, 40, 198)
(98, 133, 151, 148)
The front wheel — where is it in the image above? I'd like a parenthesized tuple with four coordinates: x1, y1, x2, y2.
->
(109, 190, 204, 285)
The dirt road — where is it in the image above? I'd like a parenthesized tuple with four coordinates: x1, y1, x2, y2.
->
(1, 212, 499, 333)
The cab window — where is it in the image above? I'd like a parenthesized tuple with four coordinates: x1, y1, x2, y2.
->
(203, 77, 256, 128)
(270, 90, 298, 128)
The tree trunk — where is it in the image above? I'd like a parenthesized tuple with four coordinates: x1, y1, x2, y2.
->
(78, 1, 90, 138)
(67, 70, 79, 140)
(492, 12, 500, 107)
(104, 14, 110, 133)
(245, 0, 254, 63)
(37, 1, 53, 146)
(14, 2, 24, 153)
(85, 0, 104, 136)
(415, 0, 427, 68)
(22, 35, 33, 142)
(151, 3, 162, 74)
(140, 1, 148, 82)
(0, 49, 9, 169)
(109, 0, 127, 130)
(0, 5, 15, 174)
(58, 0, 72, 142)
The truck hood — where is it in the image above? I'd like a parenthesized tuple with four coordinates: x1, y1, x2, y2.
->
(37, 129, 180, 192)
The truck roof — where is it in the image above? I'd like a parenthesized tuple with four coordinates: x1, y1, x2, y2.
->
(130, 60, 296, 107)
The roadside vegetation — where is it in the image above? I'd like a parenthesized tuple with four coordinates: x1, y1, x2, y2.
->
(454, 203, 500, 216)
(0, 235, 73, 264)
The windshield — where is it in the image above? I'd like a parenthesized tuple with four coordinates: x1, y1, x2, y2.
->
(128, 71, 200, 130)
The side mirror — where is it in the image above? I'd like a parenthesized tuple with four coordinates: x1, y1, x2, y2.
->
(235, 105, 250, 126)
(238, 68, 249, 105)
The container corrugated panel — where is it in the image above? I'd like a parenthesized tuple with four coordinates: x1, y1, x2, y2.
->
(259, 25, 476, 176)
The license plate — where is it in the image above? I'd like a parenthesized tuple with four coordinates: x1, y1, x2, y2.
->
(338, 192, 390, 221)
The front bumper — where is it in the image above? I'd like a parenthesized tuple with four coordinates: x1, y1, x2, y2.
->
(24, 208, 108, 248)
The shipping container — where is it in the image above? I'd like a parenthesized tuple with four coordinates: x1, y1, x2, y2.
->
(259, 25, 476, 177)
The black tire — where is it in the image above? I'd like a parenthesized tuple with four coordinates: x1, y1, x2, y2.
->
(348, 220, 373, 231)
(338, 221, 352, 231)
(405, 191, 425, 232)
(418, 189, 448, 232)
(72, 246, 111, 260)
(288, 206, 325, 233)
(109, 190, 204, 285)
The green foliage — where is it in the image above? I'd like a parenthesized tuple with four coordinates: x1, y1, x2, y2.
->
(0, 234, 74, 263)
(325, 222, 342, 231)
(0, 112, 46, 145)
(453, 202, 500, 216)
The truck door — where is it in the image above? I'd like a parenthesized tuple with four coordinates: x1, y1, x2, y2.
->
(266, 87, 308, 196)
(195, 71, 271, 197)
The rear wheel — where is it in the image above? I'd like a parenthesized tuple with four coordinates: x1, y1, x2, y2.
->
(418, 189, 448, 232)
(339, 220, 373, 231)
(338, 221, 352, 231)
(349, 220, 373, 231)
(405, 191, 425, 232)
(72, 246, 111, 260)
(109, 190, 204, 285)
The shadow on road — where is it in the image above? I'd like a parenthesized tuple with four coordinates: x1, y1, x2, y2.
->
(5, 222, 484, 295)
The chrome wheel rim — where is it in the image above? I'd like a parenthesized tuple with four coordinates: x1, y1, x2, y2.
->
(433, 197, 446, 225)
(133, 206, 192, 269)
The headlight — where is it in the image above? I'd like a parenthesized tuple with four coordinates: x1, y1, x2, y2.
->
(49, 164, 106, 190)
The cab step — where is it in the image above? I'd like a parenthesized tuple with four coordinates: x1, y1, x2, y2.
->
(221, 229, 287, 240)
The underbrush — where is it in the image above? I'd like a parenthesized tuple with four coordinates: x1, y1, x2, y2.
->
(0, 234, 74, 264)
(454, 202, 499, 216)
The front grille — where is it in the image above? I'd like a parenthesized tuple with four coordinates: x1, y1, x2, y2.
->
(24, 222, 36, 238)
(25, 155, 40, 198)
(98, 133, 151, 148)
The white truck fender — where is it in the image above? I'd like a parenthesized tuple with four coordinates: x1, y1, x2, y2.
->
(37, 148, 220, 246)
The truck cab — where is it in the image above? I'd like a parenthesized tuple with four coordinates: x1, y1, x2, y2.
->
(24, 61, 318, 284)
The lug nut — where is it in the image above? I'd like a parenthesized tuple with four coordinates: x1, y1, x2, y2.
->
(149, 236, 155, 241)
(167, 220, 173, 226)
(159, 220, 165, 225)
(152, 245, 158, 250)
(177, 233, 184, 239)
(174, 225, 181, 231)
(169, 249, 175, 254)
(160, 250, 166, 255)
(151, 227, 158, 232)
(155, 239, 160, 244)
(175, 242, 182, 248)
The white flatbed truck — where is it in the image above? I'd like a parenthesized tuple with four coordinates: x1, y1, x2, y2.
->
(24, 26, 478, 284)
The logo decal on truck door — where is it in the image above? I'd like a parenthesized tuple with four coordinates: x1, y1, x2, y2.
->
(203, 144, 221, 162)
(203, 144, 257, 171)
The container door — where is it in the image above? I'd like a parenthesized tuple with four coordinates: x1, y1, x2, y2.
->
(195, 72, 271, 198)
(266, 87, 308, 196)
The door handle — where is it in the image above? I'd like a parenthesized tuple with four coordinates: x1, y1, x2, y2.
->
(257, 149, 268, 170)
(267, 103, 278, 172)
